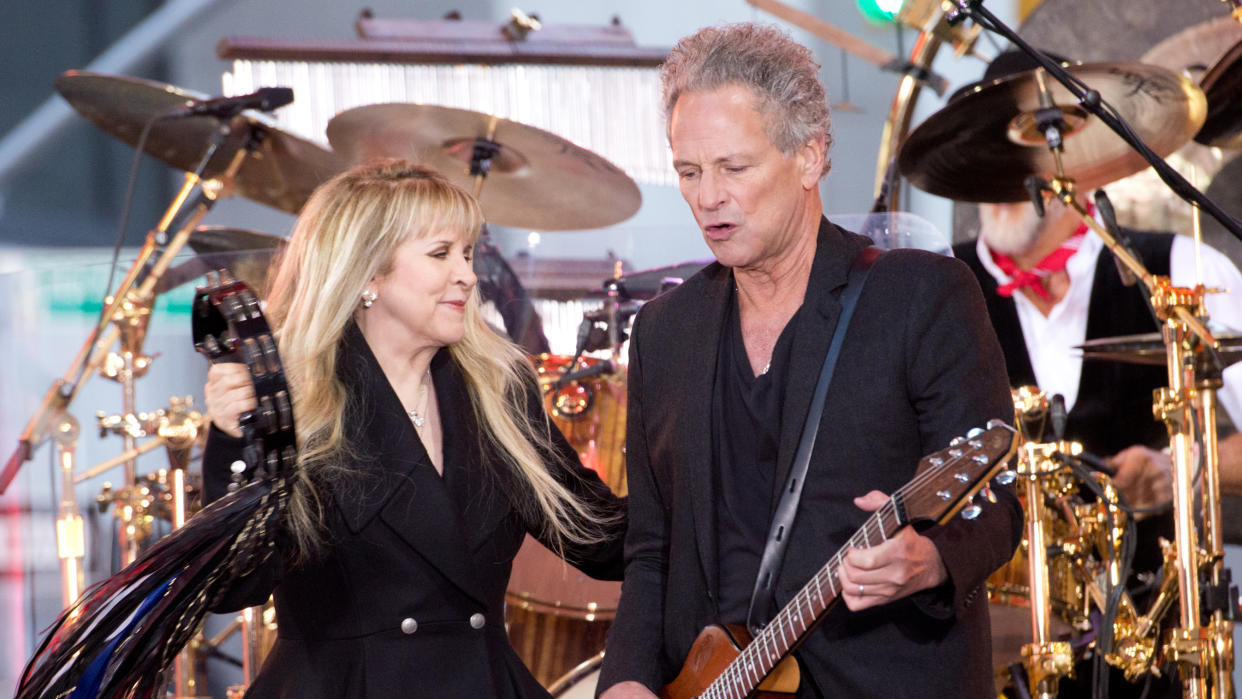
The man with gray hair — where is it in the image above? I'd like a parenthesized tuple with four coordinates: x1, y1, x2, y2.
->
(597, 23, 1022, 698)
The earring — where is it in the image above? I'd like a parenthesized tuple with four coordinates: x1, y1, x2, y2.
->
(361, 289, 377, 309)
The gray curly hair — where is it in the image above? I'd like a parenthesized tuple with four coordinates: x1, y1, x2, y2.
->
(660, 22, 833, 176)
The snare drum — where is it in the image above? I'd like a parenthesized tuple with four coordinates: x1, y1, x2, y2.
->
(532, 354, 628, 496)
(547, 652, 604, 698)
(506, 536, 620, 688)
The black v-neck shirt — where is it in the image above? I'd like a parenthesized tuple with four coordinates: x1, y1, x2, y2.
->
(712, 286, 803, 625)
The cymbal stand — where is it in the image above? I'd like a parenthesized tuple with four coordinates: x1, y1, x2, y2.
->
(1011, 387, 1076, 698)
(606, 260, 625, 364)
(52, 414, 85, 608)
(1226, 0, 1242, 24)
(1034, 172, 1235, 699)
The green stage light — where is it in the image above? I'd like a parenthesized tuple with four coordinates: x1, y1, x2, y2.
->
(857, 0, 902, 23)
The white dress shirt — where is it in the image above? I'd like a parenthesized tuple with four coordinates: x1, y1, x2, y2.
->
(974, 232, 1242, 429)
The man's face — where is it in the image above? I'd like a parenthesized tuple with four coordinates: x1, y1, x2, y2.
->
(668, 85, 821, 271)
(978, 201, 1046, 256)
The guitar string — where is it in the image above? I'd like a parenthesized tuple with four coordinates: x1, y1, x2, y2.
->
(704, 430, 1007, 697)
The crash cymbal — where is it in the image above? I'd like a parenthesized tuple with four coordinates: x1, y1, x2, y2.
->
(325, 103, 641, 231)
(188, 226, 286, 255)
(1141, 16, 1242, 80)
(1076, 331, 1242, 366)
(155, 227, 284, 296)
(1145, 17, 1242, 149)
(56, 71, 345, 214)
(1198, 39, 1242, 148)
(899, 62, 1206, 203)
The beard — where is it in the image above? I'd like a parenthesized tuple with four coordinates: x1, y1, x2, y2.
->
(978, 202, 1045, 257)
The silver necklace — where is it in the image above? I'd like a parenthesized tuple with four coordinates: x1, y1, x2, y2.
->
(407, 369, 431, 428)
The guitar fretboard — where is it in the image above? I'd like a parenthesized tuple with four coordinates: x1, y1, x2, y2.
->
(701, 494, 908, 699)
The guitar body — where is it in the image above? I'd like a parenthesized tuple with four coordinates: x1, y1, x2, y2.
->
(662, 624, 800, 699)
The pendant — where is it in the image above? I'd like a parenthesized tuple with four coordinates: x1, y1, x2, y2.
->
(408, 410, 425, 428)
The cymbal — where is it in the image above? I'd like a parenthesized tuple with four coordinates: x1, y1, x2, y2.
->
(1076, 331, 1242, 366)
(155, 227, 284, 296)
(1198, 39, 1242, 148)
(615, 259, 710, 300)
(56, 71, 346, 214)
(325, 103, 641, 231)
(188, 226, 286, 255)
(899, 62, 1206, 203)
(1140, 16, 1242, 81)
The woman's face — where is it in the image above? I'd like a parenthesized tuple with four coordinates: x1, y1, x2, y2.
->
(366, 226, 477, 351)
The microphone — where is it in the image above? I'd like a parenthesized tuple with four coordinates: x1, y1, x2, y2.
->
(1049, 393, 1067, 442)
(1093, 189, 1139, 287)
(1032, 68, 1066, 152)
(166, 87, 294, 120)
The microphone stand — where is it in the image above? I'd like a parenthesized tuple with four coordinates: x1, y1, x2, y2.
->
(947, 4, 1238, 694)
(3, 113, 267, 699)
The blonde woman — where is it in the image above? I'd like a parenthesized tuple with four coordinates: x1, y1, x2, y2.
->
(202, 159, 625, 698)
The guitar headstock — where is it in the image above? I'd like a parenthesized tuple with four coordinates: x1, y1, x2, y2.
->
(900, 420, 1017, 524)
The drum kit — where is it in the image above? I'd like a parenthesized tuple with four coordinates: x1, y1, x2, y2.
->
(10, 2, 1242, 697)
(896, 4, 1242, 698)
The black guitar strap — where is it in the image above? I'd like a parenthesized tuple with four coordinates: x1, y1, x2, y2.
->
(746, 245, 881, 635)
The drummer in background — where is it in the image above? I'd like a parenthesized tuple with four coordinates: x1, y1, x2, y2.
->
(598, 22, 1021, 699)
(950, 49, 1242, 699)
(201, 159, 625, 698)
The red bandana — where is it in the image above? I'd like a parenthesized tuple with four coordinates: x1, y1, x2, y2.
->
(989, 207, 1092, 301)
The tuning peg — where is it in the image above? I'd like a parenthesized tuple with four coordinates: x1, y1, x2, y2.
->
(966, 426, 984, 438)
(995, 469, 1017, 485)
(979, 485, 997, 503)
(960, 497, 982, 520)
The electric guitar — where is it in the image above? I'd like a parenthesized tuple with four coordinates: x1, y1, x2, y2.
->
(662, 420, 1018, 699)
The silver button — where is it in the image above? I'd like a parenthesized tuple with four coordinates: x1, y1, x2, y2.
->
(400, 618, 418, 634)
(469, 613, 485, 629)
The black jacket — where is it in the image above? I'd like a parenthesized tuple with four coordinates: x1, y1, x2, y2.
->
(203, 322, 626, 698)
(599, 220, 1022, 698)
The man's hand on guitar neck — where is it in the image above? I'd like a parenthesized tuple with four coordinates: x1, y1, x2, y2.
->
(836, 490, 949, 612)
(599, 681, 658, 698)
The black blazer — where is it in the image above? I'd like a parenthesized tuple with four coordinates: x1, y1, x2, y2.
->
(203, 322, 626, 698)
(599, 220, 1022, 698)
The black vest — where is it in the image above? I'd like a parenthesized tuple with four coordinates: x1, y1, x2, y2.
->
(954, 232, 1174, 455)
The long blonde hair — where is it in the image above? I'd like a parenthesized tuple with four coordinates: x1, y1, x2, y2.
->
(265, 159, 614, 560)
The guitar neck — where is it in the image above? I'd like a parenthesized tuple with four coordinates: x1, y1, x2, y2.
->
(710, 494, 909, 696)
